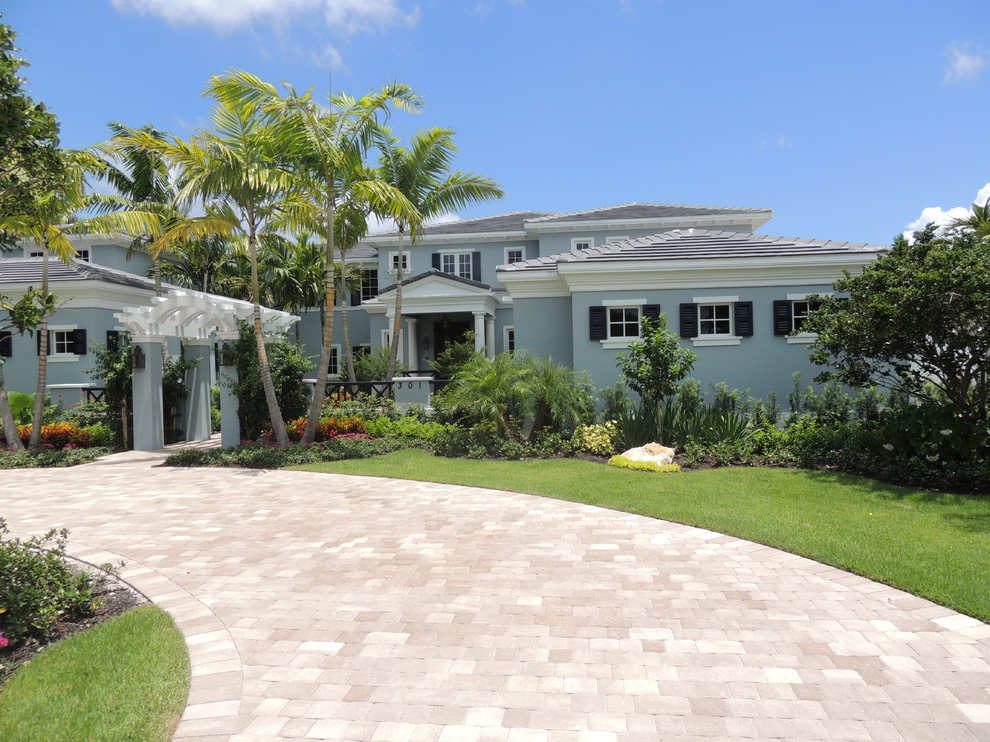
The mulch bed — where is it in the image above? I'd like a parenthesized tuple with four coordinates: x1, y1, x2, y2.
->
(0, 567, 148, 685)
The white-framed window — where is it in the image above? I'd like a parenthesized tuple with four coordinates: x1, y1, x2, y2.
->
(76, 249, 90, 262)
(571, 237, 593, 253)
(328, 345, 340, 377)
(698, 303, 732, 336)
(28, 250, 43, 258)
(791, 300, 821, 332)
(440, 251, 473, 279)
(503, 326, 515, 354)
(360, 269, 378, 303)
(608, 307, 641, 339)
(504, 247, 525, 264)
(46, 325, 83, 362)
(387, 251, 410, 274)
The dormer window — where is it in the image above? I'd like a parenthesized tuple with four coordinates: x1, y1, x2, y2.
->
(571, 237, 593, 253)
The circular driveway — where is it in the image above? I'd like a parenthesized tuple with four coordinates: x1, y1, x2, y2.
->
(2, 449, 988, 742)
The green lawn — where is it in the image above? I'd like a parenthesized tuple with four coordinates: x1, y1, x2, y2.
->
(0, 605, 190, 742)
(294, 449, 990, 623)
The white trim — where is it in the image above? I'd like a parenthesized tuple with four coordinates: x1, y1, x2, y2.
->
(601, 298, 647, 307)
(786, 333, 817, 344)
(605, 235, 629, 243)
(328, 344, 341, 378)
(690, 337, 743, 347)
(503, 325, 515, 353)
(437, 248, 473, 254)
(525, 211, 774, 234)
(47, 325, 79, 359)
(570, 236, 593, 253)
(692, 295, 739, 303)
(601, 339, 635, 349)
(387, 250, 410, 274)
(504, 246, 525, 265)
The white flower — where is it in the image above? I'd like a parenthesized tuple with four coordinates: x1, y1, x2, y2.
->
(940, 429, 953, 436)
(883, 443, 894, 451)
(926, 454, 940, 462)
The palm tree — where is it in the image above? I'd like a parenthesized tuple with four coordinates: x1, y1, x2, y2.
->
(90, 122, 178, 297)
(374, 126, 504, 380)
(951, 197, 990, 241)
(211, 70, 422, 445)
(128, 76, 303, 447)
(0, 150, 148, 447)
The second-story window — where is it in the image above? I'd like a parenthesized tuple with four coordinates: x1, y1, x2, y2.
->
(441, 252, 473, 279)
(360, 269, 378, 302)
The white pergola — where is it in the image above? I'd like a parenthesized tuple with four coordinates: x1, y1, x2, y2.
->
(114, 289, 298, 451)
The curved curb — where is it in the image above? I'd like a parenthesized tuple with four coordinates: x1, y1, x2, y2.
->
(68, 541, 242, 742)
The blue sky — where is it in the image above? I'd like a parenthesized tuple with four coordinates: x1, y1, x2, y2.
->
(5, 0, 989, 245)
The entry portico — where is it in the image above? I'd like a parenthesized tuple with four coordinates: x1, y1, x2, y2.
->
(368, 269, 510, 367)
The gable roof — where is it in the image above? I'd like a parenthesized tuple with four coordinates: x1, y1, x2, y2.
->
(499, 229, 887, 272)
(377, 268, 493, 295)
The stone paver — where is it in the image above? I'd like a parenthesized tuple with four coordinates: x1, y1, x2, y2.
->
(1, 447, 988, 742)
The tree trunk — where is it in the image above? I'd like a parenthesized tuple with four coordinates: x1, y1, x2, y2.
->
(385, 227, 405, 381)
(248, 224, 289, 447)
(0, 360, 24, 450)
(29, 244, 50, 449)
(340, 268, 357, 383)
(300, 200, 337, 446)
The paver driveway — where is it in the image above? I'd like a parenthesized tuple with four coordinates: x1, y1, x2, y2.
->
(2, 448, 989, 742)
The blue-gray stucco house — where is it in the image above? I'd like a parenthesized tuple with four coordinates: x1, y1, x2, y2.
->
(1, 202, 885, 404)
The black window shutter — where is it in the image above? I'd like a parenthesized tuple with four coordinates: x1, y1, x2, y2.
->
(642, 304, 661, 323)
(350, 289, 361, 306)
(37, 330, 44, 355)
(0, 331, 11, 358)
(772, 300, 793, 335)
(734, 301, 754, 337)
(72, 328, 87, 355)
(106, 330, 122, 353)
(589, 306, 607, 340)
(679, 303, 698, 338)
(431, 253, 441, 271)
(471, 252, 481, 282)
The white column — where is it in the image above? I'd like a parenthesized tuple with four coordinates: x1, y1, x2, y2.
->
(132, 334, 165, 451)
(216, 331, 241, 449)
(485, 315, 496, 359)
(405, 317, 419, 372)
(472, 311, 486, 353)
(183, 339, 212, 441)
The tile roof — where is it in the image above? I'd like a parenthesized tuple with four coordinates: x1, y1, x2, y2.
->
(524, 202, 771, 224)
(500, 229, 886, 271)
(0, 257, 168, 291)
(374, 211, 553, 238)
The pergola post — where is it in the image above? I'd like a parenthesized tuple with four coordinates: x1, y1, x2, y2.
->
(216, 332, 241, 448)
(132, 335, 165, 451)
(183, 339, 212, 441)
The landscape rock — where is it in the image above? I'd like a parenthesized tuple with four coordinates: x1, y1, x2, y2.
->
(620, 442, 676, 466)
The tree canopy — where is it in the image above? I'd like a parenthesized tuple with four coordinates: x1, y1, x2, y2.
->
(804, 226, 990, 421)
(0, 21, 65, 220)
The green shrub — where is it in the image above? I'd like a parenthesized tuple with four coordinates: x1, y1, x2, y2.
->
(321, 394, 399, 422)
(353, 347, 408, 381)
(607, 455, 681, 473)
(81, 423, 114, 448)
(163, 436, 402, 469)
(572, 423, 617, 456)
(0, 520, 113, 647)
(365, 416, 447, 442)
(0, 447, 111, 469)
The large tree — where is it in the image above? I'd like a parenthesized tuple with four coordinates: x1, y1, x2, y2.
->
(804, 226, 990, 421)
(374, 126, 504, 381)
(0, 21, 64, 219)
(210, 71, 422, 445)
(129, 76, 303, 446)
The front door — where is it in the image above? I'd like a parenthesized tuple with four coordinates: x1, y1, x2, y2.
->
(433, 320, 470, 353)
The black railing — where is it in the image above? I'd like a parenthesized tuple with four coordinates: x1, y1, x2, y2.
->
(84, 387, 106, 403)
(325, 381, 394, 401)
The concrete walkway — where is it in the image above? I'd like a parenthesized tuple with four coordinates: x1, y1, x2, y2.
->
(1, 449, 988, 742)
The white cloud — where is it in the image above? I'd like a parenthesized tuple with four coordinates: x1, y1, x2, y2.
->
(368, 213, 462, 235)
(776, 135, 793, 149)
(110, 0, 418, 34)
(903, 182, 990, 238)
(943, 43, 986, 84)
